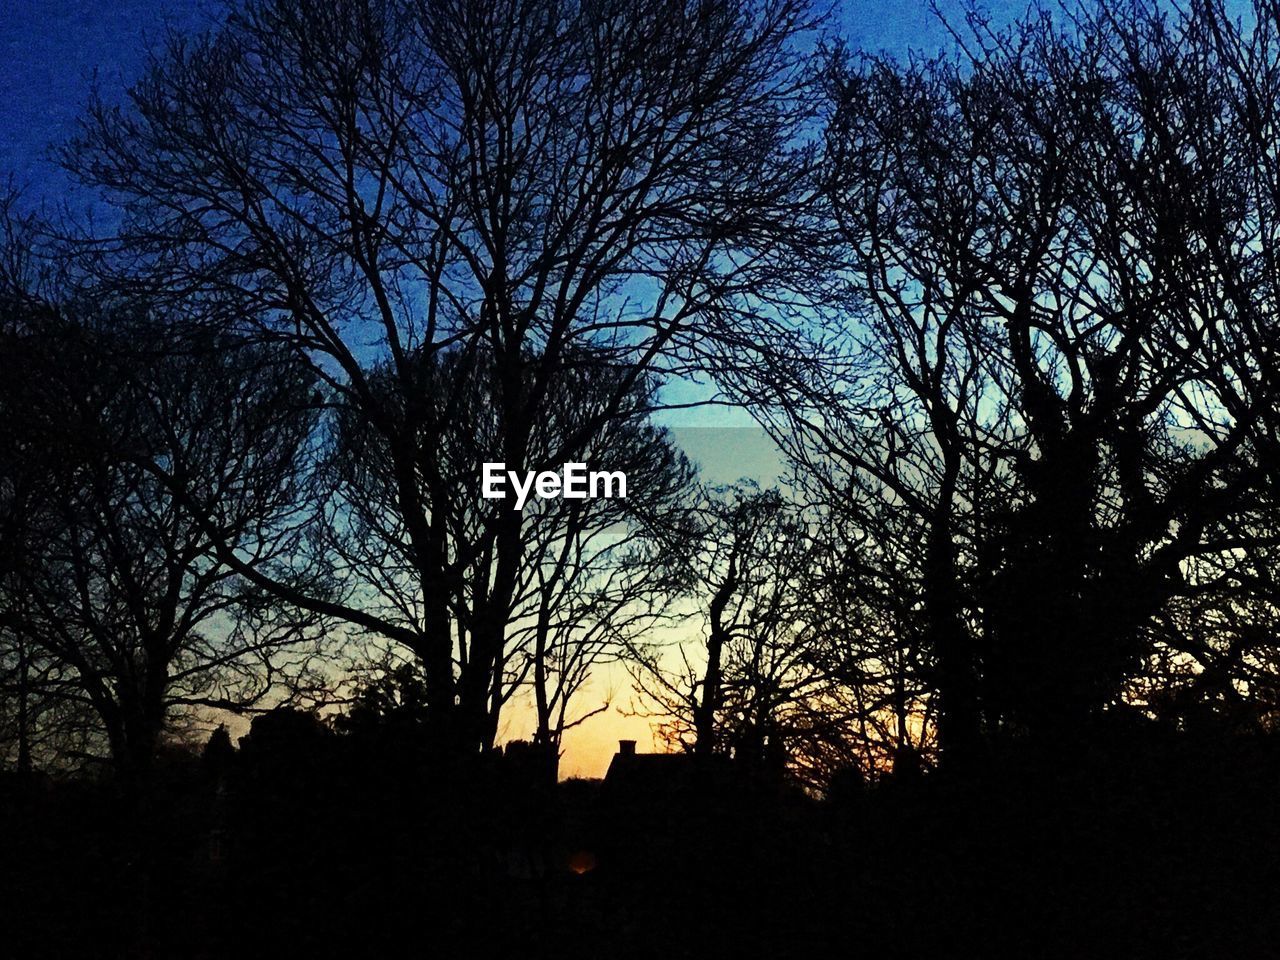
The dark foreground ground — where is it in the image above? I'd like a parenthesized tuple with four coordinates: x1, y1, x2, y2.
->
(4, 724, 1280, 959)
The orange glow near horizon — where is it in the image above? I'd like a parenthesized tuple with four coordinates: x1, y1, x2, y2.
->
(203, 662, 668, 779)
(555, 704, 659, 779)
(496, 663, 664, 779)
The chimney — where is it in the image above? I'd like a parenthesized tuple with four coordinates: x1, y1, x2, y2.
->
(617, 739, 636, 757)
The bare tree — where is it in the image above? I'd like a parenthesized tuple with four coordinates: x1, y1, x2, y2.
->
(0, 302, 325, 784)
(326, 343, 695, 772)
(781, 0, 1280, 760)
(62, 0, 821, 755)
(628, 484, 846, 781)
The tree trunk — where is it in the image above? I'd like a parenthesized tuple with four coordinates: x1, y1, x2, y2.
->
(927, 513, 980, 768)
(16, 633, 30, 778)
(695, 561, 739, 758)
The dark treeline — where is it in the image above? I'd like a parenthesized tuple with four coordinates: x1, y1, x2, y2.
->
(5, 0, 1280, 956)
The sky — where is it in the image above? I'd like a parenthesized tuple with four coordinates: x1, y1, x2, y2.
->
(0, 0, 1043, 200)
(0, 0, 1039, 777)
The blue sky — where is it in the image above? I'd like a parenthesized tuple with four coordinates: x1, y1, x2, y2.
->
(0, 0, 1040, 195)
(0, 0, 223, 188)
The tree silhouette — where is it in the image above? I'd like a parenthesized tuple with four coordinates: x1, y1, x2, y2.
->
(628, 484, 844, 777)
(323, 343, 693, 770)
(784, 0, 1280, 759)
(61, 0, 821, 756)
(0, 303, 325, 784)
